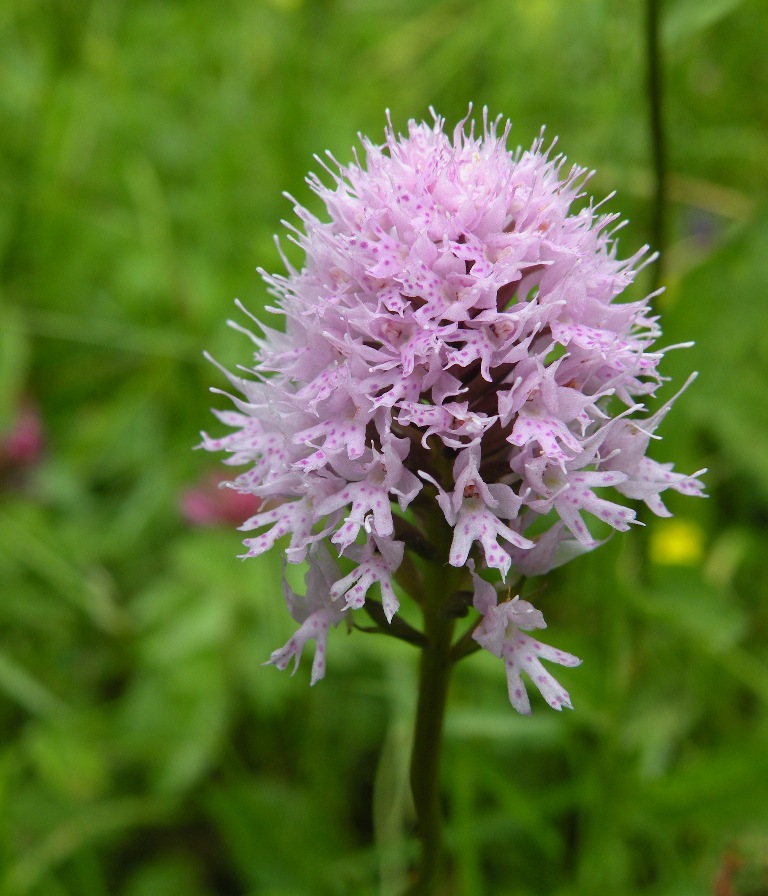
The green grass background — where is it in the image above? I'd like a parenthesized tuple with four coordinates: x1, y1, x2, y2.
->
(1, 0, 767, 893)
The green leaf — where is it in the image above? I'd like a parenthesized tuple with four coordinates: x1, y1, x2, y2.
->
(1, 797, 170, 895)
(0, 651, 67, 719)
(0, 305, 30, 427)
(662, 207, 768, 498)
(122, 858, 207, 896)
(634, 572, 746, 654)
(25, 717, 110, 802)
(663, 0, 747, 46)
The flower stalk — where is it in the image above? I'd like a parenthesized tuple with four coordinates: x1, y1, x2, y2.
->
(403, 555, 465, 895)
(646, 0, 667, 295)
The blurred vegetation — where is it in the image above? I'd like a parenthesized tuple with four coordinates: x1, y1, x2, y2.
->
(0, 0, 767, 893)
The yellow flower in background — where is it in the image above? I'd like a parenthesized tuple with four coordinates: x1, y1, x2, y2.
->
(650, 518, 705, 566)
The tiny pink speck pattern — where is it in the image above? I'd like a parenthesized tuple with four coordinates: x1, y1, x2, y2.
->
(202, 110, 705, 710)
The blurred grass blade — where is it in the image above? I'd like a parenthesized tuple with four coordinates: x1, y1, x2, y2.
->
(663, 0, 747, 45)
(2, 797, 170, 895)
(0, 650, 67, 717)
(0, 508, 131, 633)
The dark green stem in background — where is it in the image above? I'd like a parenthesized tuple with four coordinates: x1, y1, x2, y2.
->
(646, 0, 667, 296)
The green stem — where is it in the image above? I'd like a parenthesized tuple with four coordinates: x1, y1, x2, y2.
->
(646, 0, 667, 296)
(402, 562, 460, 896)
(358, 598, 427, 647)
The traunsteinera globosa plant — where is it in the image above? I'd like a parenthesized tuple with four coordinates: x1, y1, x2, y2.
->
(202, 108, 705, 891)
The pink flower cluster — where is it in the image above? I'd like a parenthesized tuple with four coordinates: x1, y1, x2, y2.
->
(180, 469, 262, 527)
(203, 110, 704, 712)
(1, 400, 44, 487)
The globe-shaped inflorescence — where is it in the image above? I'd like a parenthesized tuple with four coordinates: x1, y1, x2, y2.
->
(202, 109, 705, 712)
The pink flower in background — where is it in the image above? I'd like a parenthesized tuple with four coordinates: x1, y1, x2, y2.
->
(0, 400, 44, 483)
(180, 470, 262, 527)
(202, 109, 704, 711)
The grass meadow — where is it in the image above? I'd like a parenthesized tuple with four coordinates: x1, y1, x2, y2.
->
(1, 0, 767, 893)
